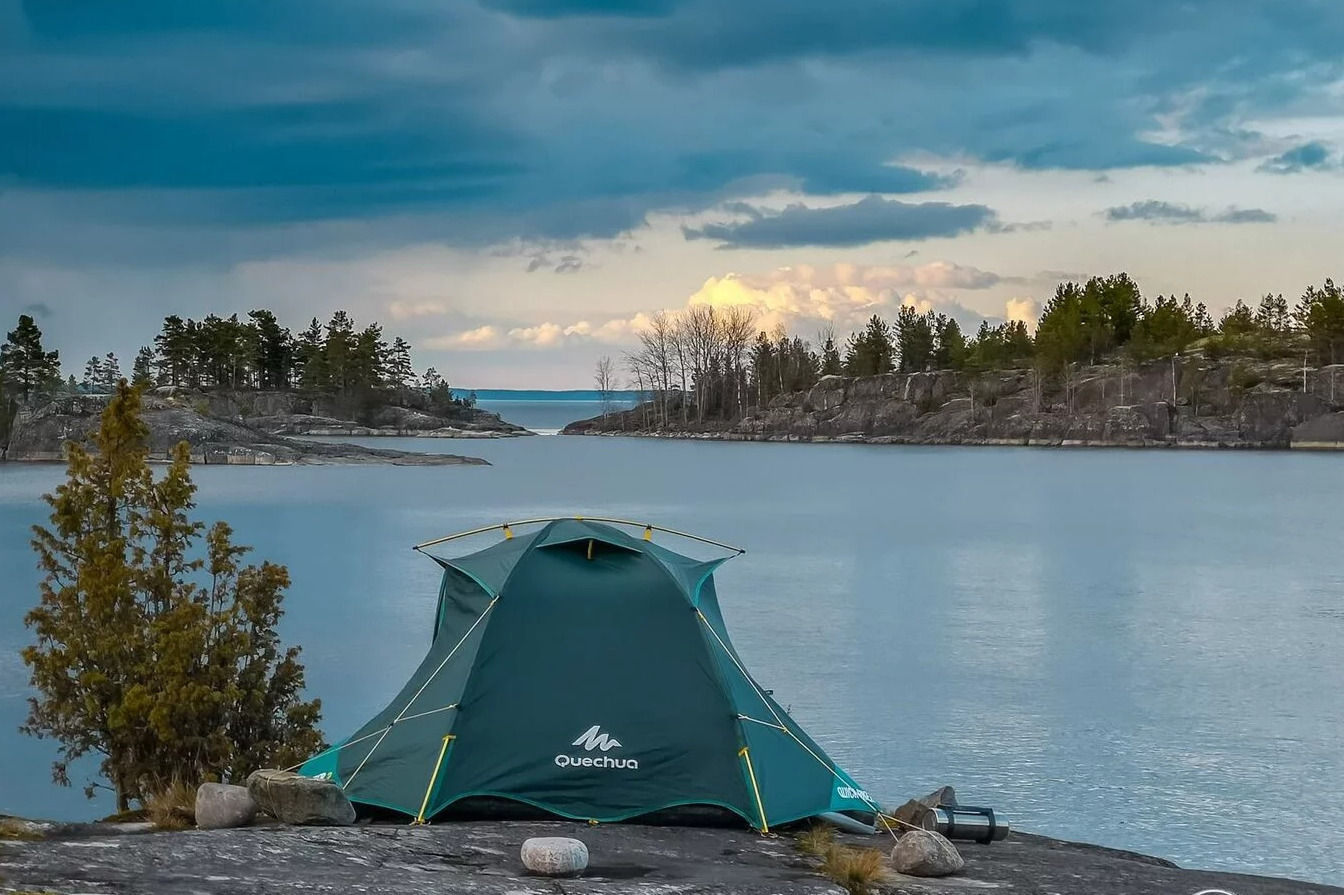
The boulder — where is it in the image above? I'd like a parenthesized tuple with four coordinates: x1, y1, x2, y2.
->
(520, 837, 588, 876)
(246, 769, 355, 826)
(888, 785, 956, 831)
(891, 829, 964, 877)
(194, 783, 258, 830)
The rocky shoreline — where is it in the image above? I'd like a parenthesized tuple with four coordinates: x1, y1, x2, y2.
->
(2, 817, 1338, 894)
(1, 390, 496, 466)
(564, 358, 1344, 450)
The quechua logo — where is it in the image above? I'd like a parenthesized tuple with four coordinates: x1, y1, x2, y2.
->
(554, 725, 639, 769)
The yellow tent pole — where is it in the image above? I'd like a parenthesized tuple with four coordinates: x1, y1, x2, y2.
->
(412, 517, 746, 554)
(413, 735, 455, 825)
(739, 746, 768, 833)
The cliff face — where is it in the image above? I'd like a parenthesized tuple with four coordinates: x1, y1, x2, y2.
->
(565, 359, 1344, 449)
(2, 390, 492, 465)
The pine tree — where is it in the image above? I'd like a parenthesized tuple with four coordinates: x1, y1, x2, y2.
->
(154, 316, 192, 387)
(132, 346, 156, 388)
(819, 333, 842, 376)
(1296, 279, 1344, 364)
(101, 352, 121, 388)
(82, 356, 104, 390)
(23, 383, 323, 810)
(1, 314, 61, 400)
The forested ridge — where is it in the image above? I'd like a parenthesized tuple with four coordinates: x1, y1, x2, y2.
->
(614, 274, 1344, 427)
(1, 310, 474, 445)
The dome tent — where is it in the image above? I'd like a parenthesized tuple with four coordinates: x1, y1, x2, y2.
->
(300, 517, 875, 830)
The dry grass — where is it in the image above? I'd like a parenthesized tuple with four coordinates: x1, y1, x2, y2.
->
(795, 824, 890, 895)
(145, 780, 197, 830)
(795, 823, 836, 856)
(818, 845, 889, 895)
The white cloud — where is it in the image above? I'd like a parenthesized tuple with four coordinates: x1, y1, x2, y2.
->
(426, 324, 503, 348)
(1005, 297, 1040, 331)
(423, 261, 1010, 351)
(685, 261, 1002, 333)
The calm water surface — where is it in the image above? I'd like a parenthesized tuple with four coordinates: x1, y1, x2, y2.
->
(1, 429, 1341, 884)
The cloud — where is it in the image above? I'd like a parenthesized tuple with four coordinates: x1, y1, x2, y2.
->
(525, 252, 584, 273)
(1004, 297, 1040, 331)
(1257, 141, 1339, 174)
(1103, 200, 1277, 224)
(388, 299, 449, 320)
(685, 261, 1004, 332)
(423, 260, 1006, 353)
(427, 324, 503, 348)
(8, 0, 1338, 268)
(683, 196, 998, 248)
(429, 313, 655, 351)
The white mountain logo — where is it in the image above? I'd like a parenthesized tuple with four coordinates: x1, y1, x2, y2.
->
(554, 724, 638, 770)
(572, 725, 622, 752)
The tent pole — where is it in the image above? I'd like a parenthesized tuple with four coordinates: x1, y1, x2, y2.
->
(739, 746, 769, 833)
(412, 517, 746, 554)
(413, 735, 455, 825)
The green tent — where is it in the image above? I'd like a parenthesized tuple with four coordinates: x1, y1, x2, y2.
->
(301, 518, 874, 830)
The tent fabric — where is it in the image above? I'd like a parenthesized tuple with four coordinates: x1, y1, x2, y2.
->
(301, 519, 873, 828)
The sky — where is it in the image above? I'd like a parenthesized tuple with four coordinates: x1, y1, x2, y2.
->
(2, 1, 1343, 388)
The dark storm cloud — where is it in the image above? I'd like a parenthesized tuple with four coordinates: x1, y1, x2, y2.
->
(1103, 201, 1277, 225)
(683, 196, 996, 248)
(1258, 142, 1339, 174)
(1, 0, 1341, 260)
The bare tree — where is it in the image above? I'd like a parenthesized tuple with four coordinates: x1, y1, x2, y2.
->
(594, 356, 616, 425)
(720, 306, 757, 419)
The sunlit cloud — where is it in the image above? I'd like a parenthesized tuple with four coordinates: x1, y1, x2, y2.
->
(427, 262, 1009, 351)
(1005, 297, 1041, 331)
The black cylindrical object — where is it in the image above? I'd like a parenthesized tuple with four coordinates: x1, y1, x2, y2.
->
(933, 806, 1009, 843)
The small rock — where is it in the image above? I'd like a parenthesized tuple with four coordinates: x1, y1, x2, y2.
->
(891, 829, 964, 877)
(194, 783, 258, 830)
(246, 769, 355, 826)
(520, 837, 589, 876)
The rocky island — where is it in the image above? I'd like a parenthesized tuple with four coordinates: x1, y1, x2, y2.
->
(0, 387, 523, 465)
(565, 357, 1344, 450)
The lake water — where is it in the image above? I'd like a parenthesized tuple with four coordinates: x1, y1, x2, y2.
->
(2, 413, 1342, 884)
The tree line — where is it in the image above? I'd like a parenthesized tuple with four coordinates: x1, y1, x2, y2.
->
(617, 274, 1344, 426)
(0, 309, 477, 438)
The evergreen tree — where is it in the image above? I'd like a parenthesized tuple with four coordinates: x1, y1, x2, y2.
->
(82, 356, 104, 390)
(819, 333, 843, 376)
(0, 376, 14, 447)
(101, 352, 122, 388)
(1255, 293, 1291, 333)
(385, 337, 415, 402)
(1, 314, 62, 400)
(1219, 300, 1257, 336)
(1296, 279, 1344, 364)
(247, 309, 292, 390)
(153, 316, 192, 387)
(23, 383, 323, 809)
(131, 347, 155, 388)
(894, 307, 935, 372)
(844, 314, 895, 376)
(1034, 282, 1088, 373)
(294, 318, 327, 390)
(933, 315, 968, 370)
